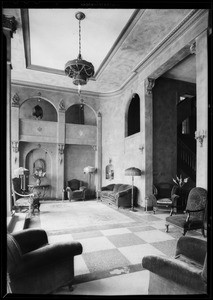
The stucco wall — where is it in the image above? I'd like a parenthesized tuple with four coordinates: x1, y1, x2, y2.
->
(153, 77, 196, 184)
(64, 144, 96, 191)
(11, 83, 100, 199)
(100, 88, 145, 206)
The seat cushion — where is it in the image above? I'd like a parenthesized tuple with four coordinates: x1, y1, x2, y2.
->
(157, 198, 172, 205)
(16, 197, 33, 206)
(101, 191, 115, 198)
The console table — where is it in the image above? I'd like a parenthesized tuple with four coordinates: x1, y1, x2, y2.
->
(28, 184, 50, 200)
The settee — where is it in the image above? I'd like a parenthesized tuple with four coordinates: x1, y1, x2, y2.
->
(100, 183, 138, 208)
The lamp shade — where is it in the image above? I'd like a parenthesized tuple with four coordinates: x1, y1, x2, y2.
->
(14, 167, 28, 177)
(83, 166, 96, 174)
(125, 167, 142, 176)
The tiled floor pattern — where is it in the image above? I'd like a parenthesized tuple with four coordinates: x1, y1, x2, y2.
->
(28, 200, 205, 295)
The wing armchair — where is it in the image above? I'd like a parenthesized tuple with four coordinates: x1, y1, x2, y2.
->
(7, 228, 83, 294)
(166, 187, 207, 236)
(142, 236, 207, 294)
(67, 179, 89, 201)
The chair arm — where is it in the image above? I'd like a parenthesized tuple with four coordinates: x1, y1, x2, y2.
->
(145, 194, 157, 206)
(171, 194, 180, 201)
(79, 186, 87, 191)
(142, 255, 205, 291)
(175, 236, 207, 265)
(185, 208, 205, 213)
(101, 187, 110, 191)
(11, 229, 48, 254)
(10, 241, 83, 277)
(13, 191, 34, 198)
(116, 188, 132, 198)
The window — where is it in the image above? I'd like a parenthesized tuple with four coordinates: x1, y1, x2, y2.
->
(182, 118, 190, 134)
(127, 93, 140, 136)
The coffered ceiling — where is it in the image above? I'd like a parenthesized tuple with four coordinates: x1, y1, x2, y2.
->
(3, 8, 197, 94)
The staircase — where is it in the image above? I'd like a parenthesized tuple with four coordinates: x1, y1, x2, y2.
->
(177, 138, 196, 182)
(177, 96, 196, 184)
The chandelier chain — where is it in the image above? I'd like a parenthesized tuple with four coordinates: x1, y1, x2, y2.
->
(79, 19, 81, 56)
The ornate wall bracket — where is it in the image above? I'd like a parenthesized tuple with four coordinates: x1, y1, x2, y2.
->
(58, 99, 66, 112)
(91, 145, 97, 151)
(195, 130, 207, 147)
(139, 144, 144, 153)
(58, 144, 65, 164)
(3, 14, 17, 37)
(11, 93, 20, 107)
(145, 78, 155, 95)
(12, 141, 19, 153)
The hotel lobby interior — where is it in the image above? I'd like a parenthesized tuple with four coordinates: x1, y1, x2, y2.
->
(2, 5, 212, 297)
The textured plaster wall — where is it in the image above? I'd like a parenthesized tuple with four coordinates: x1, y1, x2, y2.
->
(100, 80, 145, 206)
(11, 84, 100, 199)
(153, 77, 196, 184)
(20, 98, 57, 121)
(64, 144, 96, 191)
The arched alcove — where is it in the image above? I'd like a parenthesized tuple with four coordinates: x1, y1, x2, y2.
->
(25, 147, 50, 187)
(20, 98, 57, 121)
(125, 93, 140, 137)
(66, 104, 97, 125)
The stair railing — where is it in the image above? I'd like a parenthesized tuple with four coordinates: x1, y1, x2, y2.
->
(177, 138, 196, 180)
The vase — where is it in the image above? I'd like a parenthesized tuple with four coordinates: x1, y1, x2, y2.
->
(36, 178, 41, 186)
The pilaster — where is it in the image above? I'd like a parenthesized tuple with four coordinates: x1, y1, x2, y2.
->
(195, 31, 208, 189)
(3, 14, 17, 216)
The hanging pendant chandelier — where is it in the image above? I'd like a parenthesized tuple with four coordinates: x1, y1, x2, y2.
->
(65, 11, 95, 94)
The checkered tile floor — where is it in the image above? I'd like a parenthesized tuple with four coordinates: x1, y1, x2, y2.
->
(28, 200, 205, 288)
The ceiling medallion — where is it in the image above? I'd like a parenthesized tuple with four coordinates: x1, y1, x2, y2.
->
(65, 11, 95, 95)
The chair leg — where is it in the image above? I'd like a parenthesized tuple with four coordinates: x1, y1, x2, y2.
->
(68, 283, 74, 291)
(182, 229, 187, 236)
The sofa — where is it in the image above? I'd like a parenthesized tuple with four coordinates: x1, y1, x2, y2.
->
(100, 183, 138, 208)
(7, 228, 83, 294)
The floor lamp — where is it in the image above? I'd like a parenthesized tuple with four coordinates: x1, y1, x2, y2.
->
(125, 167, 142, 211)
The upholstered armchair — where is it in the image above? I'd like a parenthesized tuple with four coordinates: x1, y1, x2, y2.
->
(166, 187, 207, 236)
(67, 179, 89, 201)
(12, 177, 40, 215)
(146, 183, 179, 215)
(142, 236, 207, 294)
(7, 228, 83, 294)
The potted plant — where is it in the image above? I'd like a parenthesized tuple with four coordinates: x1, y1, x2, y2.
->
(33, 168, 46, 186)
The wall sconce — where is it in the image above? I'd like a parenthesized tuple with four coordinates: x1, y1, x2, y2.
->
(139, 145, 144, 153)
(195, 130, 207, 147)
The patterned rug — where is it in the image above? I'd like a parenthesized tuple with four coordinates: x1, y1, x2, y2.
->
(28, 200, 205, 295)
(39, 201, 135, 231)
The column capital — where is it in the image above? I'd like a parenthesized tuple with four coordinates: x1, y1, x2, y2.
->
(11, 93, 20, 107)
(190, 42, 196, 55)
(145, 78, 155, 95)
(3, 14, 17, 37)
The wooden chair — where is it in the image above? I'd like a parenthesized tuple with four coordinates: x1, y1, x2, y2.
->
(146, 183, 180, 215)
(166, 187, 207, 236)
(12, 178, 40, 215)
